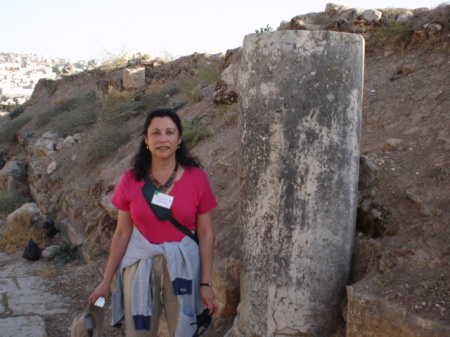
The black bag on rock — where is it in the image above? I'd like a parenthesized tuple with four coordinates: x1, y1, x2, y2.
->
(23, 238, 42, 261)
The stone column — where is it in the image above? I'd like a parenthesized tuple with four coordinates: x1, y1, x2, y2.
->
(233, 31, 364, 337)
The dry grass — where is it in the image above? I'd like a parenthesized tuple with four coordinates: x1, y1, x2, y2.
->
(78, 124, 130, 169)
(0, 114, 32, 144)
(99, 87, 139, 125)
(101, 83, 180, 126)
(214, 103, 239, 127)
(33, 91, 99, 137)
(140, 82, 181, 110)
(367, 21, 415, 51)
(47, 92, 98, 137)
(197, 63, 221, 83)
(0, 209, 48, 254)
(0, 191, 28, 219)
(99, 50, 129, 71)
(179, 78, 203, 103)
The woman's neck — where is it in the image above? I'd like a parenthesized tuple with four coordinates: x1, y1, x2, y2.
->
(150, 157, 177, 173)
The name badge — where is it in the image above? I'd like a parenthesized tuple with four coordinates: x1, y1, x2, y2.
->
(151, 191, 174, 209)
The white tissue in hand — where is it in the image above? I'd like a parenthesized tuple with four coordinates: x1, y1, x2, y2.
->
(95, 297, 105, 307)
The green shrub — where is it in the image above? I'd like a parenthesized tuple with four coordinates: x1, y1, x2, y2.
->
(180, 79, 203, 103)
(79, 125, 129, 168)
(0, 191, 28, 219)
(0, 114, 32, 144)
(140, 83, 181, 111)
(197, 63, 221, 83)
(182, 115, 211, 149)
(383, 22, 414, 43)
(368, 21, 414, 49)
(9, 107, 24, 120)
(50, 240, 80, 265)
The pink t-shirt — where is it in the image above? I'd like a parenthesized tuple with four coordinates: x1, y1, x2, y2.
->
(111, 167, 217, 244)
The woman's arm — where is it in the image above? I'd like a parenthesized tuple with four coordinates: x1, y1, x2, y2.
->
(196, 211, 218, 315)
(88, 210, 133, 305)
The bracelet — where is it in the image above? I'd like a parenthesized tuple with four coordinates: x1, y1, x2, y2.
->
(200, 282, 213, 287)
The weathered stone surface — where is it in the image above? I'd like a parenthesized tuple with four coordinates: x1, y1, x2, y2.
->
(325, 3, 349, 16)
(46, 161, 58, 175)
(61, 218, 85, 246)
(63, 135, 75, 148)
(230, 30, 363, 337)
(0, 251, 69, 336)
(213, 58, 239, 105)
(73, 133, 82, 141)
(123, 67, 145, 89)
(33, 132, 60, 157)
(397, 10, 415, 24)
(0, 316, 47, 337)
(347, 284, 450, 337)
(100, 193, 118, 220)
(6, 202, 46, 228)
(55, 138, 64, 150)
(405, 186, 432, 217)
(42, 244, 60, 258)
(0, 158, 28, 194)
(358, 155, 380, 192)
(360, 9, 382, 22)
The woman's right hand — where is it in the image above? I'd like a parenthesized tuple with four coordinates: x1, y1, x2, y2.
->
(88, 210, 133, 306)
(88, 281, 112, 306)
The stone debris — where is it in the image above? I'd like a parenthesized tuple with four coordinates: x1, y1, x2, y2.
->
(41, 244, 60, 258)
(46, 161, 58, 175)
(382, 138, 404, 151)
(63, 135, 76, 148)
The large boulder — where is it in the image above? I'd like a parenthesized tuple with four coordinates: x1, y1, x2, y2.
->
(123, 67, 145, 89)
(213, 49, 241, 105)
(6, 203, 46, 228)
(0, 158, 28, 194)
(33, 132, 62, 158)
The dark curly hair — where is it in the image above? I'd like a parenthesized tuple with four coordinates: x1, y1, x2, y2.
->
(132, 108, 202, 181)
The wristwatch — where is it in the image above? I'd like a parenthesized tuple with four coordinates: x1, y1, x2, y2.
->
(200, 282, 213, 287)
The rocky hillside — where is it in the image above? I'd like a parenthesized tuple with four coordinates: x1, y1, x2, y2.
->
(0, 3, 449, 337)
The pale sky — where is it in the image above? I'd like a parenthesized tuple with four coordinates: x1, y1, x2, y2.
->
(1, 0, 443, 61)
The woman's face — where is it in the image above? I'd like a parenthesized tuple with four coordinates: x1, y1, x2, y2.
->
(144, 117, 182, 161)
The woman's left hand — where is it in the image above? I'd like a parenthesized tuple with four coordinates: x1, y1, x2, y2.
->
(200, 286, 218, 315)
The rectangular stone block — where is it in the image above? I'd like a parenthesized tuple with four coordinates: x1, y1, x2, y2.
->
(123, 67, 145, 89)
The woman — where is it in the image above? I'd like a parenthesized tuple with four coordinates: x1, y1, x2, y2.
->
(89, 108, 218, 337)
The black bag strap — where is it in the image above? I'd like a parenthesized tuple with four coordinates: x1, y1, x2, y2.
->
(142, 175, 199, 244)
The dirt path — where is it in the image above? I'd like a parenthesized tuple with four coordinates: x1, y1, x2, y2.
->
(0, 247, 124, 337)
